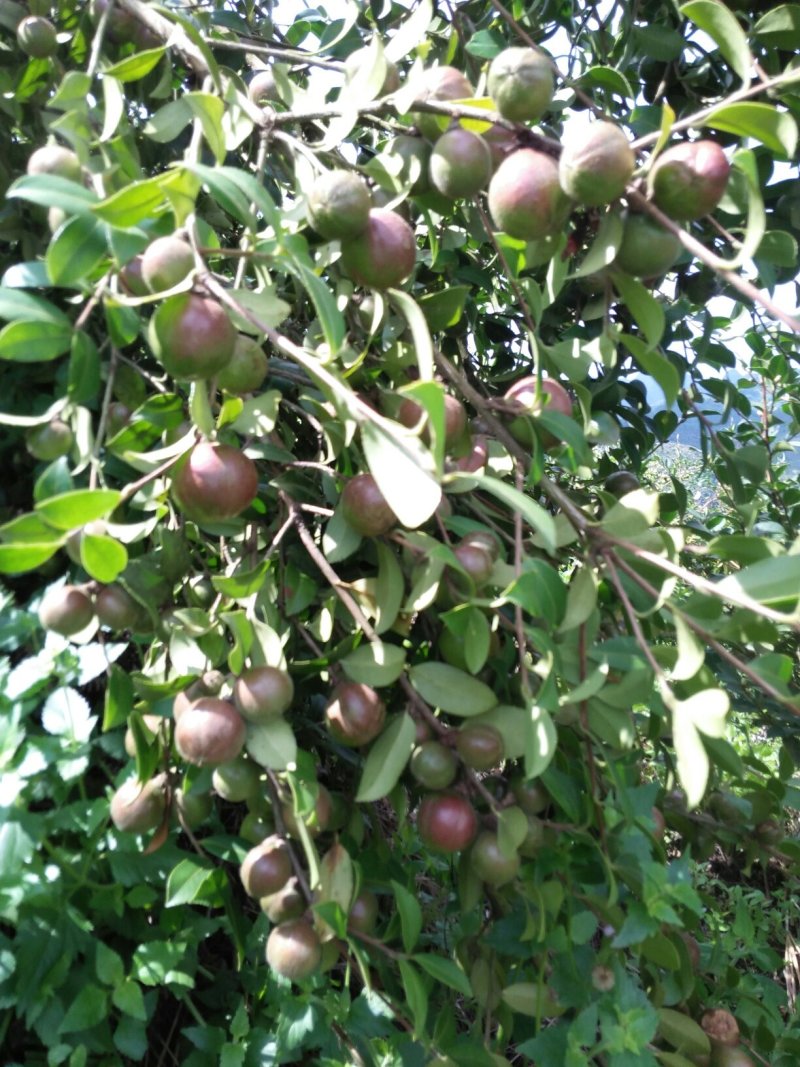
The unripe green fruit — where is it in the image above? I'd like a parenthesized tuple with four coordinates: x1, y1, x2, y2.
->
(604, 470, 640, 497)
(488, 148, 572, 241)
(455, 723, 504, 771)
(25, 418, 73, 460)
(48, 206, 67, 233)
(173, 788, 213, 830)
(412, 66, 473, 140)
(266, 919, 322, 981)
(217, 335, 269, 395)
(410, 741, 459, 790)
(518, 812, 546, 858)
(141, 235, 194, 293)
(341, 472, 397, 536)
(650, 140, 730, 221)
(261, 877, 306, 922)
(383, 134, 432, 194)
(396, 393, 467, 448)
(417, 792, 478, 852)
(27, 144, 82, 181)
(510, 776, 548, 814)
(39, 585, 94, 636)
(248, 69, 279, 105)
(340, 208, 416, 289)
(348, 890, 379, 934)
(148, 293, 236, 380)
(708, 1049, 754, 1067)
(469, 831, 520, 886)
(212, 756, 261, 802)
(307, 170, 372, 241)
(17, 15, 57, 57)
(614, 214, 682, 278)
(95, 584, 142, 631)
(487, 47, 554, 123)
(325, 682, 386, 747)
(240, 835, 293, 898)
(240, 811, 273, 844)
(505, 375, 572, 447)
(429, 128, 491, 199)
(172, 441, 258, 524)
(110, 775, 166, 834)
(234, 666, 294, 722)
(174, 698, 246, 766)
(559, 121, 635, 206)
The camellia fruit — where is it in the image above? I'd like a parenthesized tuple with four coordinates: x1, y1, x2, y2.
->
(25, 418, 73, 461)
(148, 293, 236, 380)
(504, 375, 572, 446)
(212, 755, 261, 802)
(469, 831, 520, 886)
(417, 792, 478, 852)
(709, 1050, 754, 1067)
(558, 121, 635, 206)
(411, 66, 474, 140)
(240, 835, 293, 898)
(39, 585, 94, 636)
(307, 170, 372, 241)
(17, 15, 57, 58)
(216, 335, 269, 395)
(487, 47, 554, 123)
(452, 540, 494, 590)
(266, 919, 322, 981)
(410, 740, 459, 790)
(281, 785, 332, 838)
(119, 255, 149, 297)
(510, 775, 549, 814)
(234, 666, 294, 722)
(348, 890, 379, 934)
(174, 697, 247, 766)
(110, 775, 167, 834)
(650, 139, 730, 221)
(173, 788, 213, 830)
(397, 393, 467, 448)
(481, 124, 517, 170)
(124, 713, 165, 758)
(429, 128, 492, 199)
(614, 213, 682, 279)
(341, 472, 397, 536)
(325, 681, 386, 747)
(141, 235, 194, 293)
(340, 208, 416, 289)
(604, 470, 641, 497)
(488, 149, 572, 241)
(455, 723, 505, 771)
(701, 1009, 739, 1048)
(27, 144, 82, 182)
(261, 877, 306, 923)
(383, 134, 432, 194)
(248, 69, 279, 105)
(239, 811, 273, 845)
(171, 441, 258, 523)
(95, 584, 143, 631)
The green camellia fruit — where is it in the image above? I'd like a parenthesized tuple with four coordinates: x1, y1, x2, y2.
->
(650, 140, 730, 220)
(39, 585, 94, 636)
(307, 170, 372, 241)
(281, 785, 332, 838)
(95, 584, 143, 631)
(411, 66, 474, 140)
(417, 792, 478, 852)
(709, 1050, 754, 1067)
(341, 472, 397, 536)
(171, 441, 259, 523)
(410, 740, 459, 790)
(383, 134, 432, 194)
(266, 919, 322, 981)
(239, 811, 273, 845)
(141, 235, 194, 293)
(558, 121, 635, 206)
(174, 698, 247, 766)
(326, 682, 386, 747)
(510, 775, 549, 814)
(614, 213, 682, 278)
(248, 68, 279, 105)
(240, 835, 293, 898)
(488, 148, 572, 241)
(25, 418, 73, 460)
(519, 812, 546, 857)
(429, 127, 492, 199)
(173, 788, 213, 830)
(212, 756, 261, 802)
(340, 208, 416, 289)
(469, 831, 520, 886)
(505, 375, 572, 447)
(216, 335, 269, 395)
(455, 723, 505, 771)
(234, 666, 294, 722)
(487, 47, 554, 123)
(27, 144, 82, 181)
(110, 775, 167, 834)
(148, 293, 236, 380)
(17, 15, 57, 58)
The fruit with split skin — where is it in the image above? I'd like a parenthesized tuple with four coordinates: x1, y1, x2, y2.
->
(417, 792, 478, 852)
(325, 681, 387, 747)
(266, 919, 322, 980)
(234, 666, 294, 722)
(488, 148, 572, 241)
(171, 441, 258, 523)
(341, 472, 397, 536)
(174, 697, 247, 766)
(148, 293, 237, 380)
(39, 585, 94, 636)
(340, 208, 416, 289)
(487, 47, 554, 123)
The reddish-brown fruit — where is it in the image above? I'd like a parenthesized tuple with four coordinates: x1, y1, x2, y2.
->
(505, 376, 572, 447)
(39, 585, 94, 636)
(453, 435, 489, 474)
(412, 66, 474, 139)
(559, 121, 635, 206)
(488, 149, 572, 241)
(148, 293, 236, 380)
(340, 209, 416, 289)
(701, 1010, 740, 1048)
(348, 890, 379, 934)
(174, 698, 246, 766)
(110, 775, 166, 834)
(217, 335, 269, 395)
(469, 831, 520, 886)
(417, 792, 478, 852)
(461, 529, 501, 561)
(27, 144, 82, 181)
(341, 473, 397, 536)
(261, 877, 306, 923)
(510, 776, 549, 815)
(240, 835, 293, 898)
(281, 785, 332, 838)
(605, 470, 641, 498)
(141, 235, 194, 293)
(429, 127, 492, 199)
(95, 584, 142, 631)
(119, 255, 148, 296)
(410, 741, 459, 790)
(17, 15, 57, 57)
(25, 418, 73, 461)
(124, 714, 164, 758)
(452, 541, 494, 589)
(172, 441, 258, 523)
(173, 671, 224, 721)
(455, 723, 505, 770)
(325, 682, 386, 747)
(651, 140, 730, 221)
(234, 666, 294, 722)
(397, 393, 467, 448)
(212, 756, 261, 802)
(266, 919, 322, 980)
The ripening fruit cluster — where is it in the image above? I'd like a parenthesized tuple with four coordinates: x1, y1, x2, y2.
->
(38, 581, 147, 637)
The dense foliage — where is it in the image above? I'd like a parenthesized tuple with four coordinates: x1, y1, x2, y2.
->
(1, 0, 800, 1064)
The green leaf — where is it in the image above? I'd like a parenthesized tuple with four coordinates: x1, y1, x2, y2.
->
(36, 489, 121, 530)
(754, 5, 800, 48)
(570, 210, 623, 278)
(613, 275, 665, 350)
(105, 46, 166, 82)
(525, 704, 557, 779)
(681, 1, 752, 82)
(246, 718, 297, 771)
(388, 289, 434, 381)
(413, 954, 472, 997)
(450, 473, 557, 557)
(0, 542, 61, 574)
(361, 418, 442, 529)
(408, 662, 497, 716)
(211, 558, 271, 599)
(59, 984, 109, 1034)
(69, 331, 101, 405)
(356, 712, 416, 802)
(340, 641, 406, 687)
(374, 543, 405, 634)
(398, 959, 428, 1036)
(716, 553, 800, 610)
(0, 287, 70, 325)
(497, 805, 529, 856)
(96, 942, 125, 987)
(384, 0, 433, 62)
(704, 102, 798, 158)
(186, 92, 227, 163)
(103, 663, 134, 731)
(558, 566, 598, 633)
(501, 561, 567, 626)
(46, 215, 107, 286)
(469, 705, 527, 759)
(6, 174, 98, 215)
(112, 980, 147, 1023)
(92, 176, 169, 228)
(657, 1008, 711, 1058)
(391, 879, 422, 953)
(416, 286, 470, 332)
(80, 533, 129, 583)
(620, 334, 680, 407)
(577, 66, 634, 98)
(145, 98, 193, 143)
(0, 319, 73, 362)
(286, 260, 345, 355)
(165, 857, 219, 907)
(671, 690, 729, 808)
